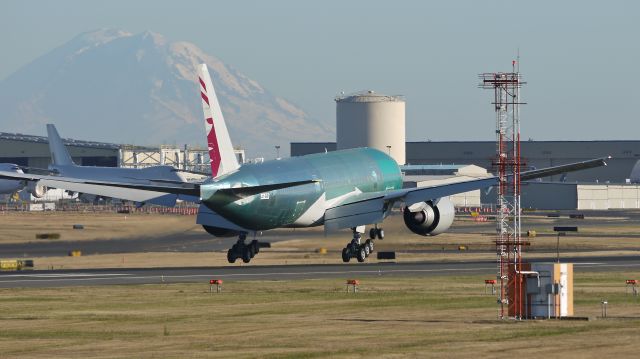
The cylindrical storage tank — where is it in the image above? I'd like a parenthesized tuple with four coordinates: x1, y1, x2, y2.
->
(336, 91, 405, 165)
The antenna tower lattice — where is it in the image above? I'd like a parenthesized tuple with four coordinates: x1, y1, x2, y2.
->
(479, 62, 527, 319)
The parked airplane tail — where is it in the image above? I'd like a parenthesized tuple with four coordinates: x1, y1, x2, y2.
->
(46, 124, 74, 166)
(197, 64, 240, 178)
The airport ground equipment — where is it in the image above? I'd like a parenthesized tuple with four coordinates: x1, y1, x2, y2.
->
(508, 263, 574, 319)
(0, 259, 34, 271)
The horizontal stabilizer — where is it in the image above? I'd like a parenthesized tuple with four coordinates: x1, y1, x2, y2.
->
(215, 180, 320, 201)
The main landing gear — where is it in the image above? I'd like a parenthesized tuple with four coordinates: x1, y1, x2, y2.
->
(341, 225, 384, 263)
(227, 234, 264, 264)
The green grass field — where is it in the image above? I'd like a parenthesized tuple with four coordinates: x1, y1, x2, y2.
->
(1, 272, 639, 358)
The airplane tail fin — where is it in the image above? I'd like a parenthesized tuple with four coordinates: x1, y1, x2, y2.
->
(46, 124, 75, 166)
(197, 64, 240, 178)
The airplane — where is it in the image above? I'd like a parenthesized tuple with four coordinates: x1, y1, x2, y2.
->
(0, 64, 610, 264)
(41, 124, 200, 205)
(0, 163, 28, 195)
(0, 163, 50, 198)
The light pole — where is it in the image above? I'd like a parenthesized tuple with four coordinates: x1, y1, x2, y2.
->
(553, 226, 578, 263)
(386, 145, 391, 156)
(275, 145, 281, 159)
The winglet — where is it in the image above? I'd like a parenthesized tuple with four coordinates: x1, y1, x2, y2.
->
(197, 64, 240, 178)
(46, 124, 74, 166)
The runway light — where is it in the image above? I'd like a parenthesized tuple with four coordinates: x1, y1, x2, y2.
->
(484, 279, 497, 295)
(210, 279, 223, 293)
(346, 279, 359, 293)
(627, 279, 638, 296)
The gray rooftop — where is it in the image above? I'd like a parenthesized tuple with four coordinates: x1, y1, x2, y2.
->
(335, 90, 404, 103)
(0, 132, 152, 150)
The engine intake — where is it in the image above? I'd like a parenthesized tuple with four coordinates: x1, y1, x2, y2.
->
(403, 198, 455, 236)
(27, 181, 47, 198)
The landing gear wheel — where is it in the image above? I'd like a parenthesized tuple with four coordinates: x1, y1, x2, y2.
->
(365, 239, 374, 253)
(369, 228, 377, 240)
(251, 240, 260, 254)
(376, 228, 385, 240)
(227, 248, 237, 263)
(356, 246, 367, 262)
(342, 248, 350, 263)
(363, 243, 371, 257)
(241, 246, 252, 263)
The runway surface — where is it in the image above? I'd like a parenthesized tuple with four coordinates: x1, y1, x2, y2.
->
(2, 210, 639, 258)
(1, 255, 638, 288)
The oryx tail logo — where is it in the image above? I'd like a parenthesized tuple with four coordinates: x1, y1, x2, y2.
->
(200, 76, 222, 177)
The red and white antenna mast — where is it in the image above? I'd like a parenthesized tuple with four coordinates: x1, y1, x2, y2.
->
(479, 61, 526, 319)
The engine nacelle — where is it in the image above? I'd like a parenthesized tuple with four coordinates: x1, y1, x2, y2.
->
(202, 225, 240, 237)
(27, 181, 48, 198)
(403, 197, 455, 236)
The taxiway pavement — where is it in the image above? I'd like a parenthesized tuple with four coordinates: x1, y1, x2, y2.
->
(1, 255, 638, 288)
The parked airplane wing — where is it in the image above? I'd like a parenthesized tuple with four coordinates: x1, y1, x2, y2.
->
(324, 156, 610, 230)
(0, 172, 316, 203)
(0, 171, 199, 202)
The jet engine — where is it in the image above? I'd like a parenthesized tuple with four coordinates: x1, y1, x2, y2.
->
(202, 225, 239, 237)
(403, 197, 455, 236)
(27, 181, 48, 198)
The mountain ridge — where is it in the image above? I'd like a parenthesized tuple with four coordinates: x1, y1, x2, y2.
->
(0, 29, 333, 157)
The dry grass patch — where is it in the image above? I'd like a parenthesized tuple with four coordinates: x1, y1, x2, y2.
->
(0, 211, 197, 244)
(1, 273, 639, 358)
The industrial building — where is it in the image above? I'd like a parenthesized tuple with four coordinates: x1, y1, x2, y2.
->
(291, 85, 640, 211)
(402, 164, 489, 207)
(292, 141, 640, 210)
(0, 131, 245, 174)
(292, 140, 640, 183)
(1, 132, 120, 168)
(518, 182, 640, 210)
(335, 91, 406, 165)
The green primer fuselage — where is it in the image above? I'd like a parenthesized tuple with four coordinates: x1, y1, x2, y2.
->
(200, 148, 402, 231)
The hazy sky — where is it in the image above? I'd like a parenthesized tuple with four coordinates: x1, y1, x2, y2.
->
(1, 0, 638, 141)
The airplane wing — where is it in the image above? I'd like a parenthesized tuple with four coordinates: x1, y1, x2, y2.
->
(324, 156, 610, 230)
(0, 156, 609, 228)
(0, 171, 200, 202)
(0, 172, 315, 204)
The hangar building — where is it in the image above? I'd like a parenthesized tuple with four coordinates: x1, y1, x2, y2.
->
(0, 132, 119, 168)
(292, 141, 640, 210)
(0, 131, 242, 174)
(291, 141, 639, 183)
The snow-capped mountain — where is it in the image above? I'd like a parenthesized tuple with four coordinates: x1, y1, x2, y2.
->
(0, 29, 333, 157)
